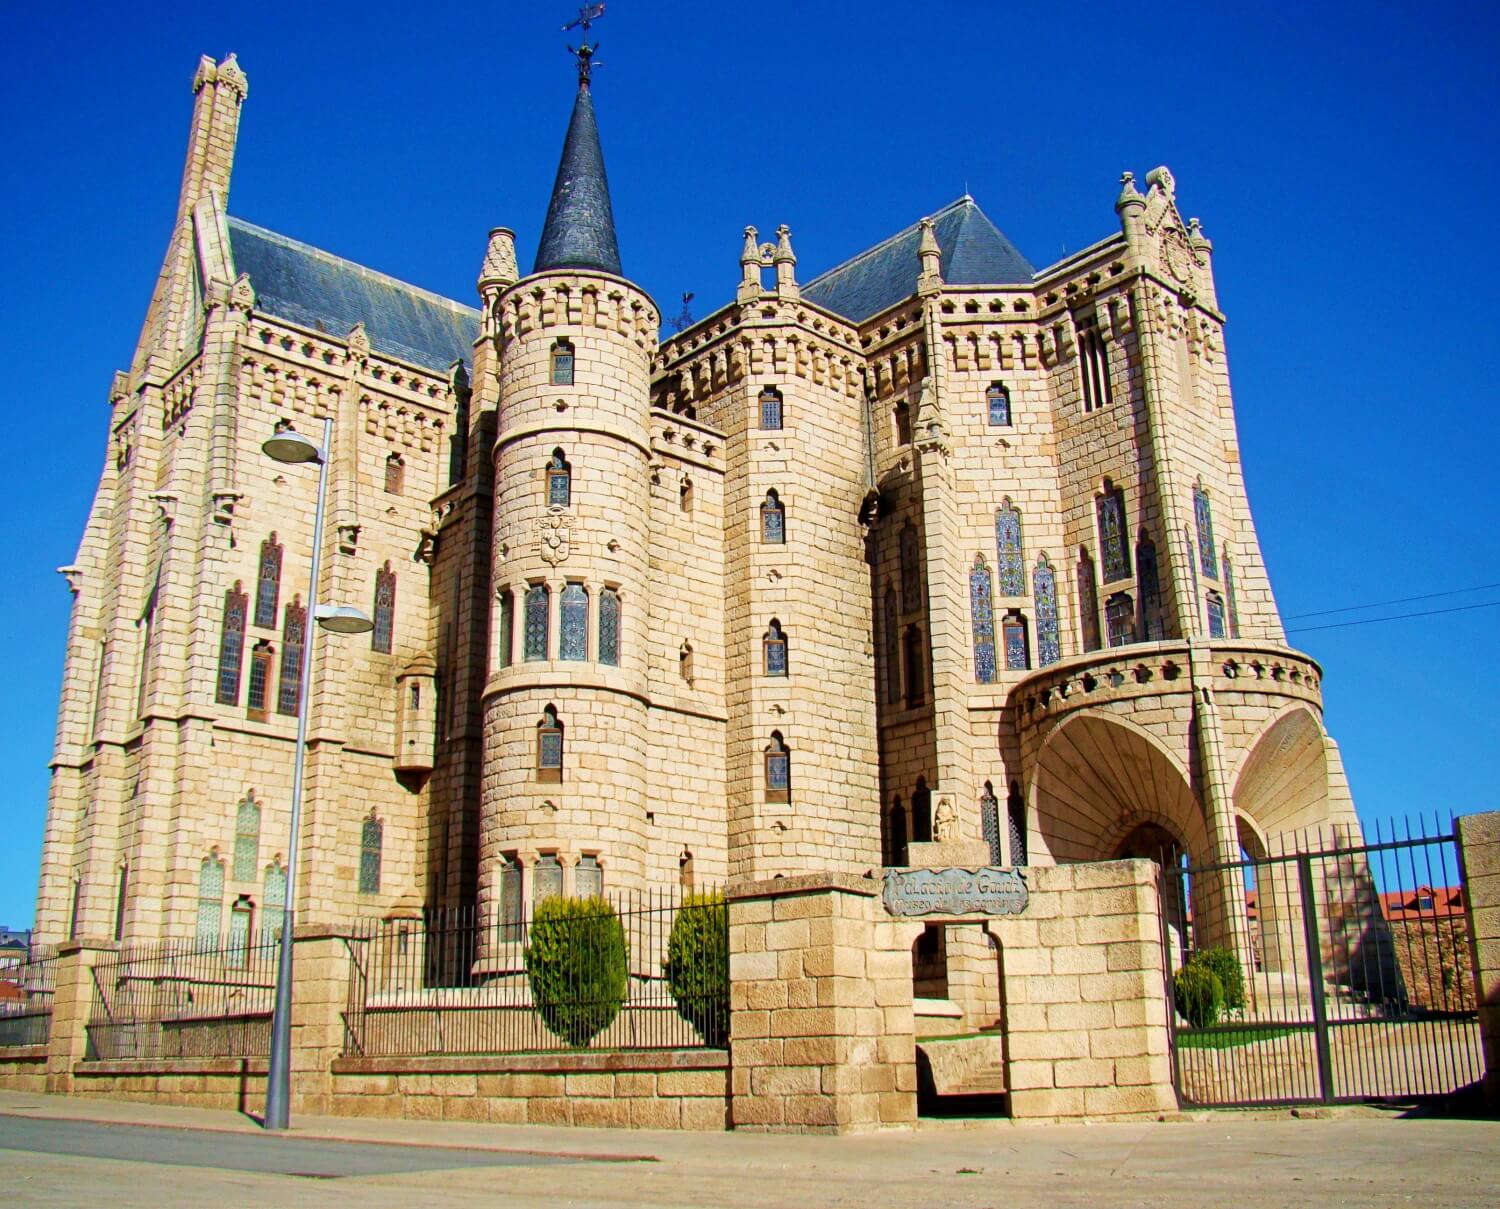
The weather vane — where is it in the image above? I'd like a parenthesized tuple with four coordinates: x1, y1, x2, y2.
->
(564, 3, 606, 86)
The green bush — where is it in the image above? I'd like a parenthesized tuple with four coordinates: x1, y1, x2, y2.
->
(1173, 962, 1224, 1029)
(525, 896, 628, 1047)
(663, 892, 729, 1047)
(1191, 946, 1246, 1014)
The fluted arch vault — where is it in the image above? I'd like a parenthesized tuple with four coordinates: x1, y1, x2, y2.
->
(1231, 707, 1330, 841)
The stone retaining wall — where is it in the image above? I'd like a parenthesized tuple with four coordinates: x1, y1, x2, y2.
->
(0, 1045, 47, 1093)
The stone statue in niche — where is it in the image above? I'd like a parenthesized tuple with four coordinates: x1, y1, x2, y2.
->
(933, 796, 959, 843)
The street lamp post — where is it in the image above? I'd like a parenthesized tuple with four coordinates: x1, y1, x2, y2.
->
(261, 417, 372, 1131)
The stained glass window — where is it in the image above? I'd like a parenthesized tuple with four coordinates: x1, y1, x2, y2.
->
(980, 784, 1002, 864)
(547, 450, 571, 508)
(1007, 782, 1028, 866)
(995, 500, 1024, 596)
(764, 620, 788, 676)
(1194, 482, 1218, 579)
(1002, 612, 1030, 671)
(884, 587, 901, 704)
(904, 625, 924, 707)
(1223, 551, 1239, 638)
(247, 643, 272, 717)
(384, 454, 404, 495)
(1106, 592, 1135, 648)
(575, 855, 603, 900)
(969, 554, 996, 684)
(550, 340, 574, 386)
(277, 599, 305, 716)
(263, 861, 286, 942)
(1077, 551, 1101, 652)
(359, 817, 382, 894)
(761, 490, 785, 544)
(1206, 590, 1227, 639)
(759, 387, 783, 430)
(227, 899, 252, 969)
(1136, 535, 1162, 640)
(534, 854, 563, 904)
(497, 590, 514, 669)
(987, 383, 1011, 426)
(1097, 486, 1131, 582)
(598, 589, 621, 665)
(254, 534, 282, 628)
(537, 705, 563, 781)
(196, 856, 223, 946)
(765, 732, 791, 801)
(900, 523, 921, 612)
(1033, 555, 1061, 667)
(372, 563, 396, 654)
(500, 858, 523, 940)
(560, 583, 588, 661)
(233, 794, 260, 882)
(216, 583, 248, 705)
(524, 584, 549, 660)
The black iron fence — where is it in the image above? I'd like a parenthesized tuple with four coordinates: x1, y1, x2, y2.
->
(86, 933, 277, 1061)
(1165, 816, 1482, 1107)
(0, 946, 57, 1048)
(343, 889, 727, 1057)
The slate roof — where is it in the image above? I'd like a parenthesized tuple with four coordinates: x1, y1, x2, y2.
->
(226, 217, 479, 372)
(533, 85, 622, 276)
(802, 197, 1035, 324)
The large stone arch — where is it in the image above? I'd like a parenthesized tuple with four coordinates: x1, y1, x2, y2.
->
(1230, 706, 1332, 845)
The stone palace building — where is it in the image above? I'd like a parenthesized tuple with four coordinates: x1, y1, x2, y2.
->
(34, 53, 1360, 953)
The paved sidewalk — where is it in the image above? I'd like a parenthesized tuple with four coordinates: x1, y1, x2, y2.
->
(0, 1089, 1494, 1208)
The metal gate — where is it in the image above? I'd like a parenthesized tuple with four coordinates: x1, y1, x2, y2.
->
(1164, 819, 1482, 1107)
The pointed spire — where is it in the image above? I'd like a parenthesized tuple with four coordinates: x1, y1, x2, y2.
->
(533, 84, 622, 277)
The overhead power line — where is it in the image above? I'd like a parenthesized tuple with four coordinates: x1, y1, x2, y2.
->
(1283, 581, 1500, 621)
(1285, 598, 1500, 635)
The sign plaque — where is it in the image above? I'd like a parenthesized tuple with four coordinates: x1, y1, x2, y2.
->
(882, 867, 1029, 918)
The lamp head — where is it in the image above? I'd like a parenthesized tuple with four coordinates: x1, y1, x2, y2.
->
(314, 604, 375, 635)
(262, 428, 323, 465)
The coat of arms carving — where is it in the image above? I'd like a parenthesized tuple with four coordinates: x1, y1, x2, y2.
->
(538, 508, 572, 565)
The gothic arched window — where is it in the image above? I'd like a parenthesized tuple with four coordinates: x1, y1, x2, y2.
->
(547, 449, 572, 508)
(216, 582, 249, 705)
(1007, 781, 1028, 866)
(1079, 323, 1113, 412)
(263, 860, 286, 942)
(254, 534, 282, 628)
(359, 816, 383, 894)
(761, 489, 785, 543)
(384, 453, 404, 495)
(197, 855, 224, 946)
(534, 854, 563, 904)
(1194, 481, 1218, 579)
(1002, 610, 1030, 671)
(994, 500, 1024, 596)
(980, 783, 1002, 864)
(277, 598, 305, 716)
(228, 897, 254, 969)
(372, 562, 396, 653)
(969, 554, 997, 684)
(496, 589, 515, 669)
(763, 619, 788, 676)
(986, 382, 1011, 427)
(903, 625, 925, 707)
(765, 732, 791, 803)
(246, 641, 273, 719)
(1077, 549, 1101, 653)
(560, 583, 588, 661)
(1206, 590, 1227, 639)
(759, 386, 783, 430)
(550, 338, 575, 386)
(232, 793, 260, 882)
(900, 522, 921, 612)
(884, 586, 901, 705)
(499, 856, 523, 941)
(1136, 534, 1162, 641)
(1106, 592, 1135, 648)
(1034, 554, 1061, 667)
(537, 705, 563, 782)
(1223, 550, 1240, 638)
(598, 588, 621, 666)
(912, 780, 932, 844)
(524, 584, 550, 661)
(1097, 483, 1131, 582)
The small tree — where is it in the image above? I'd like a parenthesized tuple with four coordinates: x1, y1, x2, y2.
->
(664, 891, 729, 1047)
(1173, 962, 1224, 1029)
(525, 896, 628, 1047)
(1191, 946, 1246, 1014)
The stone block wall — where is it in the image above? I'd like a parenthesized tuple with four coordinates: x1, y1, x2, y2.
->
(1458, 810, 1500, 1102)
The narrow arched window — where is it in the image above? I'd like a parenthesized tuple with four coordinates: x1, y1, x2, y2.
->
(534, 854, 563, 904)
(246, 641, 274, 719)
(114, 863, 129, 942)
(1136, 534, 1162, 641)
(359, 816, 383, 894)
(537, 705, 563, 782)
(893, 399, 912, 446)
(1007, 781, 1028, 866)
(763, 619, 788, 676)
(994, 500, 1024, 596)
(764, 731, 791, 802)
(1079, 324, 1113, 413)
(575, 854, 603, 899)
(885, 796, 908, 867)
(761, 490, 785, 544)
(560, 583, 588, 661)
(679, 640, 694, 683)
(680, 477, 693, 513)
(197, 855, 224, 946)
(986, 383, 1011, 427)
(903, 624, 925, 707)
(228, 897, 254, 969)
(384, 453, 404, 495)
(1077, 549, 1101, 653)
(1096, 482, 1131, 582)
(524, 584, 550, 660)
(1106, 592, 1135, 648)
(1194, 480, 1218, 579)
(499, 856, 523, 941)
(254, 535, 282, 628)
(980, 783, 1002, 864)
(216, 582, 249, 705)
(1206, 590, 1227, 639)
(1223, 550, 1240, 638)
(679, 850, 695, 890)
(598, 588, 621, 666)
(969, 554, 996, 684)
(1002, 610, 1030, 671)
(137, 575, 159, 720)
(912, 780, 932, 844)
(372, 562, 396, 653)
(759, 386, 783, 430)
(68, 879, 81, 940)
(1034, 554, 1061, 667)
(496, 590, 515, 669)
(264, 861, 286, 942)
(277, 598, 306, 716)
(900, 523, 921, 612)
(547, 449, 572, 508)
(884, 586, 901, 704)
(232, 793, 260, 881)
(550, 338, 575, 386)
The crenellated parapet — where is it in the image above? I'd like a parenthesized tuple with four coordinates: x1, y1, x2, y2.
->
(492, 272, 658, 355)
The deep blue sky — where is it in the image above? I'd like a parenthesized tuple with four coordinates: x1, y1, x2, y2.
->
(1, 2, 1496, 926)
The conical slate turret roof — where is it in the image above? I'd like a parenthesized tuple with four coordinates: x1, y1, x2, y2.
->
(533, 85, 622, 276)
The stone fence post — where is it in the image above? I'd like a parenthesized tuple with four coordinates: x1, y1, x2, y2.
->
(1457, 811, 1500, 1103)
(289, 924, 357, 1117)
(44, 938, 117, 1094)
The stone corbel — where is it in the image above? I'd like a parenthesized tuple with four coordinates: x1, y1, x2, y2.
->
(212, 491, 241, 526)
(337, 523, 361, 555)
(415, 529, 438, 566)
(1036, 329, 1055, 369)
(148, 492, 178, 527)
(57, 565, 83, 595)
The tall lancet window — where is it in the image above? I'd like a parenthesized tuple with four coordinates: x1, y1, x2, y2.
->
(216, 582, 249, 705)
(560, 583, 588, 661)
(524, 584, 550, 661)
(759, 386, 783, 430)
(550, 339, 574, 386)
(264, 860, 286, 942)
(1106, 592, 1135, 648)
(764, 732, 791, 802)
(372, 562, 396, 653)
(1077, 550, 1101, 653)
(536, 705, 563, 781)
(1136, 534, 1163, 641)
(994, 499, 1024, 596)
(547, 449, 572, 508)
(969, 554, 997, 685)
(1033, 554, 1061, 667)
(761, 490, 785, 544)
(359, 815, 383, 894)
(763, 619, 788, 677)
(980, 783, 1002, 865)
(232, 793, 261, 882)
(277, 598, 306, 716)
(900, 522, 921, 612)
(254, 534, 282, 629)
(1007, 781, 1028, 866)
(883, 587, 901, 705)
(1206, 590, 1227, 639)
(1194, 481, 1218, 579)
(1096, 483, 1131, 582)
(598, 588, 621, 666)
(1223, 549, 1240, 638)
(196, 855, 224, 946)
